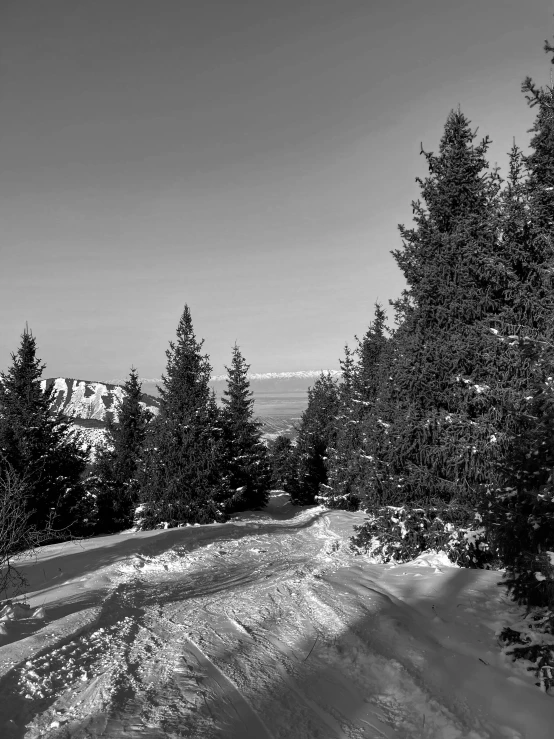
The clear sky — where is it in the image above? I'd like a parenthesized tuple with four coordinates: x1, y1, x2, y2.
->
(1, 0, 553, 380)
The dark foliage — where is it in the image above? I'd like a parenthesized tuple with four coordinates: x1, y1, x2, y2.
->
(351, 503, 494, 568)
(93, 368, 153, 533)
(268, 435, 295, 489)
(368, 108, 507, 508)
(499, 610, 554, 693)
(0, 328, 91, 537)
(220, 345, 271, 512)
(138, 306, 229, 527)
(285, 373, 340, 506)
(347, 100, 554, 576)
(485, 334, 554, 608)
(484, 46, 554, 612)
(322, 304, 389, 509)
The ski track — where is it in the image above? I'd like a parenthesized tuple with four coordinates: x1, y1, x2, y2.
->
(0, 497, 552, 738)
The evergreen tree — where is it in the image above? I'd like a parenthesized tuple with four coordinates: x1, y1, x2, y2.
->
(285, 373, 340, 505)
(138, 306, 228, 527)
(490, 342, 554, 607)
(158, 305, 213, 418)
(93, 368, 152, 533)
(486, 48, 554, 608)
(352, 73, 554, 581)
(355, 109, 507, 509)
(220, 344, 271, 511)
(322, 305, 389, 509)
(0, 328, 90, 535)
(268, 435, 295, 490)
(336, 344, 357, 412)
(522, 54, 554, 235)
(357, 305, 389, 402)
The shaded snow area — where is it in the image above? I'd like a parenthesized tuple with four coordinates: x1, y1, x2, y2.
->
(0, 495, 552, 738)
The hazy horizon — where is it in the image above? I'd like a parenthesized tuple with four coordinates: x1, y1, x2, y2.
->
(2, 1, 553, 379)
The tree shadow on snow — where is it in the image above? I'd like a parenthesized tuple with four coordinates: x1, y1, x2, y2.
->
(0, 512, 547, 739)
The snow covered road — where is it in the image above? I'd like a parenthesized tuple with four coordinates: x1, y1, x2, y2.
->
(0, 494, 552, 738)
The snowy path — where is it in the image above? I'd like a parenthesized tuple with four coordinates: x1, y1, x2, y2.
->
(0, 494, 552, 738)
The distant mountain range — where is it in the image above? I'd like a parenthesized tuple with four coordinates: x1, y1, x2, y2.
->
(119, 370, 342, 399)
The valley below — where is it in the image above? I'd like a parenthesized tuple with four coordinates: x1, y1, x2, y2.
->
(43, 377, 313, 449)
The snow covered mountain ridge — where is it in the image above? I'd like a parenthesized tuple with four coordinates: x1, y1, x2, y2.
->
(40, 378, 160, 423)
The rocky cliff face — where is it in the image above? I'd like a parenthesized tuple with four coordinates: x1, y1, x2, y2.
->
(41, 378, 160, 423)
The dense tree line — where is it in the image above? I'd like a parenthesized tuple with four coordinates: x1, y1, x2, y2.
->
(283, 39, 554, 615)
(0, 307, 272, 590)
(95, 306, 272, 529)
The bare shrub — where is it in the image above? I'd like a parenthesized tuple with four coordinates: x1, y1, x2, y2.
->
(0, 467, 55, 597)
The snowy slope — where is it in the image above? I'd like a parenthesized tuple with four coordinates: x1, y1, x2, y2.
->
(68, 424, 110, 461)
(0, 497, 551, 738)
(41, 378, 160, 423)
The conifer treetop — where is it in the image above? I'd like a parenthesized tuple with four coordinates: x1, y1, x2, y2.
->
(158, 305, 212, 420)
(0, 327, 89, 533)
(0, 327, 51, 414)
(521, 37, 554, 229)
(355, 303, 389, 401)
(418, 108, 497, 231)
(221, 344, 255, 424)
(393, 106, 501, 325)
(108, 367, 152, 445)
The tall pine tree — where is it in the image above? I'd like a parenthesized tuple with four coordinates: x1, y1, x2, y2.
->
(322, 305, 389, 509)
(93, 368, 152, 533)
(221, 345, 271, 511)
(355, 109, 507, 509)
(285, 373, 340, 505)
(0, 328, 90, 535)
(268, 435, 295, 490)
(138, 306, 228, 527)
(486, 48, 554, 608)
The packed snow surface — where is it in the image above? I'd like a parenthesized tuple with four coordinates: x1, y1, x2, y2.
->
(0, 495, 551, 738)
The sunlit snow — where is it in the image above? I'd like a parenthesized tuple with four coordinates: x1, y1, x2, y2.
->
(0, 494, 551, 738)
